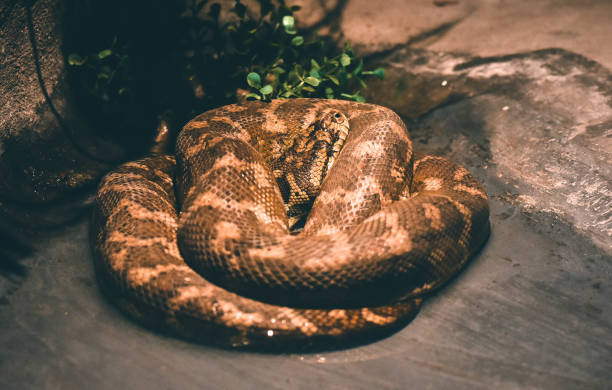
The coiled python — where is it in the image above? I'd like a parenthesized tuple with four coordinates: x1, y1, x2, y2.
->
(90, 98, 490, 349)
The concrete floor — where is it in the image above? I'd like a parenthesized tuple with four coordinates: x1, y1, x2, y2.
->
(1, 1, 611, 389)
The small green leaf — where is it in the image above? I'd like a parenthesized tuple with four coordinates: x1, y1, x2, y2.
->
(325, 87, 334, 99)
(291, 36, 304, 46)
(302, 86, 315, 92)
(67, 53, 86, 66)
(98, 49, 112, 59)
(245, 93, 262, 100)
(247, 72, 261, 88)
(304, 76, 320, 87)
(291, 63, 304, 80)
(341, 92, 366, 103)
(363, 67, 386, 79)
(340, 53, 351, 67)
(259, 84, 273, 95)
(287, 70, 299, 83)
(282, 15, 297, 34)
(282, 15, 295, 30)
(327, 74, 339, 85)
(270, 67, 286, 74)
(281, 90, 295, 98)
(353, 59, 363, 75)
(310, 59, 320, 70)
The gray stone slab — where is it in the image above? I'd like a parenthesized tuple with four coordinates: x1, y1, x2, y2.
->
(423, 0, 612, 71)
(369, 48, 611, 254)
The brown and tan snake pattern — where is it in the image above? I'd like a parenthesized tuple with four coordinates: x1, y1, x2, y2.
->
(90, 99, 490, 349)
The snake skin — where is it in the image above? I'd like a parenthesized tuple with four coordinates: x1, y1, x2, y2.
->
(90, 98, 490, 349)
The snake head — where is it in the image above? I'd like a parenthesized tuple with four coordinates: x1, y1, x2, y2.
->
(317, 110, 350, 173)
(318, 110, 350, 148)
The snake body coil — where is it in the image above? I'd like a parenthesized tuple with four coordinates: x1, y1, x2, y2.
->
(91, 99, 490, 348)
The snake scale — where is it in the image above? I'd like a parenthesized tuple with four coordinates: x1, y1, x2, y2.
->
(90, 98, 490, 349)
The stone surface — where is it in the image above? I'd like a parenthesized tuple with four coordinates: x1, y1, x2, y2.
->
(0, 0, 121, 206)
(291, 0, 340, 29)
(424, 0, 612, 71)
(342, 0, 477, 55)
(368, 48, 612, 254)
(342, 0, 612, 70)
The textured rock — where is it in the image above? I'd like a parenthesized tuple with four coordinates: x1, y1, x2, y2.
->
(368, 48, 612, 254)
(423, 0, 612, 71)
(341, 0, 612, 70)
(291, 0, 340, 29)
(0, 0, 136, 234)
(342, 0, 477, 55)
(0, 0, 121, 207)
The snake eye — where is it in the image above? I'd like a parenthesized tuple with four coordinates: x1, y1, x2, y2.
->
(334, 113, 342, 119)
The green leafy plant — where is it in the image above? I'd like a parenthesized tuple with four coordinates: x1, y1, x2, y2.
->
(181, 0, 384, 104)
(67, 37, 130, 103)
(66, 0, 385, 137)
